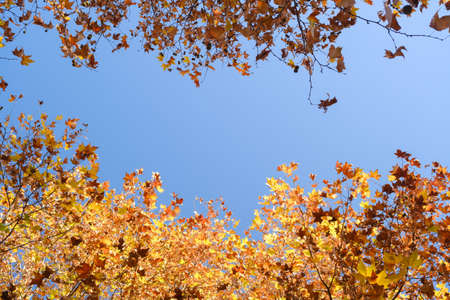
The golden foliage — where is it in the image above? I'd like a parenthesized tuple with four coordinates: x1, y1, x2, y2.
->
(0, 115, 448, 299)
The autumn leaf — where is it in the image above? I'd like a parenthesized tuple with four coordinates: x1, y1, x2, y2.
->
(75, 263, 91, 279)
(328, 45, 343, 61)
(384, 46, 407, 59)
(336, 57, 345, 72)
(318, 96, 338, 112)
(256, 48, 270, 61)
(338, 0, 356, 8)
(20, 55, 34, 66)
(29, 267, 53, 286)
(430, 12, 450, 31)
(0, 78, 7, 91)
(65, 118, 79, 129)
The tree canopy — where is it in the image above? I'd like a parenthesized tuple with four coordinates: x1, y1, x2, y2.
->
(0, 0, 449, 299)
(1, 0, 449, 107)
(0, 115, 448, 298)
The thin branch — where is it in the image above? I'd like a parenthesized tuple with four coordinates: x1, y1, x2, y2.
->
(391, 281, 405, 300)
(0, 57, 19, 61)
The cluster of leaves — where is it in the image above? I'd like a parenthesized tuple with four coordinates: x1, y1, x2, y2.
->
(0, 112, 447, 299)
(1, 0, 449, 107)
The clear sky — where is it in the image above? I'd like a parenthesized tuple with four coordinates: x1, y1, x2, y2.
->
(3, 5, 449, 229)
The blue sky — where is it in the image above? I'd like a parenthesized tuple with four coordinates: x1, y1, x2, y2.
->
(3, 5, 449, 229)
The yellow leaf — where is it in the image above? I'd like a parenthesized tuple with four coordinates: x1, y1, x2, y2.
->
(428, 224, 438, 232)
(360, 200, 370, 209)
(383, 253, 396, 265)
(56, 115, 63, 121)
(435, 283, 449, 297)
(225, 19, 232, 31)
(253, 210, 263, 228)
(376, 270, 390, 288)
(10, 154, 21, 162)
(408, 250, 422, 268)
(357, 260, 368, 276)
(263, 233, 276, 245)
(21, 55, 34, 66)
(388, 175, 396, 181)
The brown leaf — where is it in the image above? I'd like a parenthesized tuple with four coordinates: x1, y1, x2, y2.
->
(30, 273, 45, 286)
(94, 256, 106, 268)
(127, 251, 139, 267)
(337, 0, 356, 8)
(71, 236, 83, 246)
(29, 267, 53, 286)
(389, 15, 402, 31)
(12, 48, 24, 58)
(328, 45, 342, 60)
(256, 48, 270, 61)
(406, 0, 418, 7)
(75, 263, 91, 279)
(394, 149, 412, 159)
(336, 57, 345, 72)
(116, 237, 125, 251)
(401, 5, 413, 15)
(208, 26, 225, 40)
(137, 247, 149, 257)
(430, 12, 450, 31)
(318, 96, 338, 113)
(0, 79, 8, 91)
(384, 46, 407, 59)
